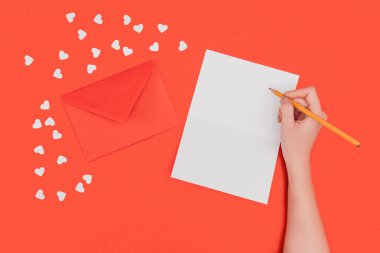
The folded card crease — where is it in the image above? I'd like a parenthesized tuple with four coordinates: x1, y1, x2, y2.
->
(171, 49, 298, 204)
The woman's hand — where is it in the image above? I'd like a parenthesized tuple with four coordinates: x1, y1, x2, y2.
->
(277, 87, 327, 175)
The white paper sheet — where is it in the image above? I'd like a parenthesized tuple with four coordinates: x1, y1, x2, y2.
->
(171, 49, 299, 204)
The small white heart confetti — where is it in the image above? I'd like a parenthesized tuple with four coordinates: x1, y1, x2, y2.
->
(59, 50, 69, 60)
(178, 41, 188, 51)
(34, 145, 44, 155)
(53, 68, 63, 79)
(57, 155, 68, 165)
(149, 42, 159, 52)
(40, 100, 50, 110)
(94, 14, 103, 24)
(83, 175, 92, 184)
(91, 48, 101, 58)
(57, 191, 66, 201)
(123, 14, 131, 25)
(52, 130, 62, 140)
(32, 119, 42, 129)
(158, 24, 168, 33)
(133, 24, 143, 33)
(75, 182, 85, 193)
(44, 117, 55, 126)
(66, 12, 75, 23)
(35, 189, 45, 200)
(24, 55, 34, 66)
(34, 167, 45, 177)
(111, 40, 120, 50)
(78, 29, 87, 40)
(87, 64, 97, 74)
(123, 46, 133, 56)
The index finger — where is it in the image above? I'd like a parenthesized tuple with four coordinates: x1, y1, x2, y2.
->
(284, 86, 322, 113)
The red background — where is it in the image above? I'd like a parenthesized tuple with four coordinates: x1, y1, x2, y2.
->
(1, 0, 379, 252)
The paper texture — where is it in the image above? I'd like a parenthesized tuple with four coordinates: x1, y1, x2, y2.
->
(171, 50, 299, 204)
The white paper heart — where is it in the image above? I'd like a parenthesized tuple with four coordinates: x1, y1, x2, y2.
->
(59, 50, 69, 60)
(75, 182, 85, 193)
(57, 155, 68, 165)
(35, 189, 45, 200)
(83, 175, 92, 184)
(78, 29, 87, 40)
(87, 64, 97, 74)
(53, 68, 63, 79)
(52, 130, 62, 140)
(149, 42, 159, 52)
(24, 55, 34, 66)
(57, 191, 66, 201)
(34, 167, 45, 176)
(32, 119, 42, 129)
(123, 14, 131, 25)
(44, 117, 55, 126)
(178, 41, 188, 51)
(34, 145, 44, 155)
(123, 46, 133, 56)
(66, 12, 75, 23)
(111, 40, 120, 50)
(91, 48, 101, 58)
(94, 14, 103, 24)
(133, 24, 143, 33)
(158, 24, 168, 33)
(40, 100, 50, 110)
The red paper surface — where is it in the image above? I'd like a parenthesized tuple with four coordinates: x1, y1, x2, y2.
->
(62, 60, 178, 161)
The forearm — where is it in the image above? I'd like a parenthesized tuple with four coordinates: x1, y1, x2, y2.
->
(283, 162, 330, 253)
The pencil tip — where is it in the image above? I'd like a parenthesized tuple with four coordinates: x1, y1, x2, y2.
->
(356, 143, 361, 148)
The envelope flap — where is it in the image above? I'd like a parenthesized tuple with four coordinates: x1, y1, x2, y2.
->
(61, 60, 156, 123)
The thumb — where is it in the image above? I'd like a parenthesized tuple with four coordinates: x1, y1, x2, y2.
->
(280, 97, 295, 127)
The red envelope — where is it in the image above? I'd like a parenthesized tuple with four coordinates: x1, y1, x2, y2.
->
(61, 60, 179, 161)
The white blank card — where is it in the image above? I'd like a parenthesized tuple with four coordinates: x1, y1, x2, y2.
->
(171, 49, 299, 204)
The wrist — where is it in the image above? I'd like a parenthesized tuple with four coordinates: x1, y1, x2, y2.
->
(285, 159, 312, 185)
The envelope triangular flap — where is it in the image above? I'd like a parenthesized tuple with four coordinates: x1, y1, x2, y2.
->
(61, 60, 156, 123)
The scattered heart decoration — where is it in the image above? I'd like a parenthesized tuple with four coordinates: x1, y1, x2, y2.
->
(30, 12, 189, 202)
(32, 119, 42, 129)
(87, 64, 97, 74)
(158, 24, 168, 33)
(34, 145, 44, 155)
(123, 14, 131, 25)
(91, 48, 101, 58)
(40, 100, 50, 110)
(35, 189, 45, 200)
(75, 182, 85, 193)
(52, 130, 62, 140)
(83, 175, 92, 184)
(57, 155, 68, 165)
(133, 24, 143, 33)
(179, 40, 188, 51)
(66, 12, 75, 23)
(34, 167, 45, 177)
(24, 55, 34, 66)
(45, 117, 55, 126)
(59, 50, 69, 60)
(53, 68, 63, 79)
(78, 29, 87, 40)
(149, 42, 159, 52)
(94, 14, 103, 25)
(111, 40, 121, 50)
(57, 191, 66, 201)
(123, 46, 133, 56)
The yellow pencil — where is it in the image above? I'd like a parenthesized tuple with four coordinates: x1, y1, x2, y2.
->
(269, 88, 360, 148)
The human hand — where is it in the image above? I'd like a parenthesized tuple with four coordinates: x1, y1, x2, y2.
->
(277, 87, 327, 174)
